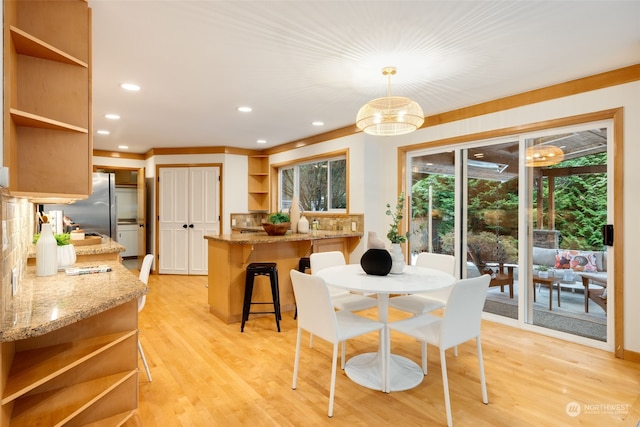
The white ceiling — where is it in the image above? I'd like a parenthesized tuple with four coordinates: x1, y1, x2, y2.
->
(89, 1, 640, 154)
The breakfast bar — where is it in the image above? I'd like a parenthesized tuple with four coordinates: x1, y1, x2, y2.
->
(204, 230, 363, 324)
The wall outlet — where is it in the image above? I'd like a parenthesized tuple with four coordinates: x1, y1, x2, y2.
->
(232, 218, 236, 226)
(11, 267, 19, 296)
(351, 221, 357, 232)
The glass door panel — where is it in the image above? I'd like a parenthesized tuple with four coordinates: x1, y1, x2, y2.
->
(408, 150, 456, 264)
(526, 127, 609, 342)
(464, 141, 520, 319)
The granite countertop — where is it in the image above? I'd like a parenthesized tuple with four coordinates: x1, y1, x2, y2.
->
(0, 262, 147, 342)
(27, 236, 125, 259)
(205, 230, 363, 244)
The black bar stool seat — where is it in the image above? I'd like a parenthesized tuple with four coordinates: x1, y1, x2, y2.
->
(241, 262, 281, 332)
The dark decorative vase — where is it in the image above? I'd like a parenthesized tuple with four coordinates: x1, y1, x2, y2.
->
(360, 248, 392, 276)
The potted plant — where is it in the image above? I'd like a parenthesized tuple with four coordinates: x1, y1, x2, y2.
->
(537, 265, 550, 278)
(34, 232, 76, 269)
(263, 212, 291, 236)
(386, 192, 410, 274)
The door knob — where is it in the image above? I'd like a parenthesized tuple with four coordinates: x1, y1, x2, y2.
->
(189, 224, 194, 228)
(182, 224, 188, 229)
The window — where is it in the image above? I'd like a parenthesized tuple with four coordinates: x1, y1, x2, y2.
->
(279, 156, 347, 212)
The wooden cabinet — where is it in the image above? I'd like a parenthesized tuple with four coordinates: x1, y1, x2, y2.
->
(1, 300, 139, 426)
(3, 0, 92, 200)
(248, 155, 269, 211)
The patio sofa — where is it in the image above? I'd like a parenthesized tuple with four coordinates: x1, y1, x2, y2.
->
(532, 246, 608, 313)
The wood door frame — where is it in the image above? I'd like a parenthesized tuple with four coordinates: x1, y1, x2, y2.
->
(398, 108, 625, 359)
(155, 163, 223, 275)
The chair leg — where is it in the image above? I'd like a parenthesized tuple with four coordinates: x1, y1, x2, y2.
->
(421, 341, 427, 374)
(340, 340, 346, 370)
(440, 348, 453, 427)
(292, 328, 302, 390)
(477, 337, 488, 404)
(329, 343, 339, 418)
(138, 339, 152, 382)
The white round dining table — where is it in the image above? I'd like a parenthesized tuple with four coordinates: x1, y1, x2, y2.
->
(316, 263, 455, 393)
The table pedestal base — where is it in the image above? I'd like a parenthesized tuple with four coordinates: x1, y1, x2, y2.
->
(345, 352, 424, 392)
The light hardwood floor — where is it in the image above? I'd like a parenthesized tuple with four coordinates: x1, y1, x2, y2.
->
(125, 273, 640, 426)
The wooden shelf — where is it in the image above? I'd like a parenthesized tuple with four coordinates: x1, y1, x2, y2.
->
(248, 155, 269, 211)
(10, 26, 88, 67)
(10, 371, 136, 427)
(0, 298, 139, 427)
(3, 331, 135, 404)
(3, 0, 92, 200)
(10, 109, 88, 133)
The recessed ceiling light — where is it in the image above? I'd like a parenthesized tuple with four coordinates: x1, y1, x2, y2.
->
(120, 83, 141, 91)
(312, 121, 324, 126)
(237, 106, 252, 113)
(105, 113, 120, 120)
(257, 139, 267, 144)
(97, 130, 110, 135)
(118, 145, 129, 149)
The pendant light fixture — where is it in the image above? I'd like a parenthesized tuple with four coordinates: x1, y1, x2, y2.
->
(525, 144, 565, 167)
(356, 67, 424, 136)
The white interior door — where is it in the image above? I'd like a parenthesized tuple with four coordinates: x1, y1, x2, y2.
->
(159, 166, 220, 275)
(159, 168, 189, 274)
(188, 167, 220, 275)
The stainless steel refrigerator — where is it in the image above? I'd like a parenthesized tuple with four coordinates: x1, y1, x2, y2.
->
(43, 172, 117, 238)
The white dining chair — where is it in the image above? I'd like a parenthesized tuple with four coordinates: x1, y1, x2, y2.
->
(389, 252, 456, 315)
(290, 270, 384, 418)
(388, 274, 491, 427)
(310, 252, 378, 311)
(310, 252, 378, 367)
(138, 254, 154, 382)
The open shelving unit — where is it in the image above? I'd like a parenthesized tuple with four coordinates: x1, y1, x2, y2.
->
(3, 0, 92, 200)
(248, 155, 269, 212)
(0, 300, 139, 426)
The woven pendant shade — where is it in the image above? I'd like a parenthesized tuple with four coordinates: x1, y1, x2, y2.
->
(356, 67, 424, 136)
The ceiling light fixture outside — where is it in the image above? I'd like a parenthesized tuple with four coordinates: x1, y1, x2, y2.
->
(356, 66, 424, 136)
(525, 145, 565, 167)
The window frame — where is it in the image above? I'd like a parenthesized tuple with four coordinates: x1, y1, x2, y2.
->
(272, 149, 349, 214)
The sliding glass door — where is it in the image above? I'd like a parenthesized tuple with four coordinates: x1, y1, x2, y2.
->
(407, 121, 612, 347)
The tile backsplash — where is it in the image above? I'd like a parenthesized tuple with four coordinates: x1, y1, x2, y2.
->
(230, 212, 364, 232)
(1, 189, 34, 311)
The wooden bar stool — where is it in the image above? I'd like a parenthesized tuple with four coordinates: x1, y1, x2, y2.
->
(241, 263, 281, 332)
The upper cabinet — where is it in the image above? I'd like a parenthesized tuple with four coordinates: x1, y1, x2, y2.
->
(3, 0, 92, 201)
(248, 155, 269, 212)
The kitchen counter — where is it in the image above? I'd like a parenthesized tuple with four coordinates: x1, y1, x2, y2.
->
(1, 261, 146, 342)
(206, 229, 363, 244)
(205, 230, 363, 323)
(27, 236, 126, 265)
(0, 262, 146, 425)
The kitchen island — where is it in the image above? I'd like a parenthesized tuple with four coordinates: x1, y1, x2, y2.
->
(204, 230, 363, 324)
(0, 262, 147, 426)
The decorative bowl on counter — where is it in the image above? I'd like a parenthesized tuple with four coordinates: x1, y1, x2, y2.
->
(262, 222, 290, 236)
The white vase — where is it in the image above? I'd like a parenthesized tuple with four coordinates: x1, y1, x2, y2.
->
(36, 223, 58, 276)
(57, 244, 76, 270)
(289, 196, 301, 233)
(297, 215, 309, 234)
(389, 243, 405, 274)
